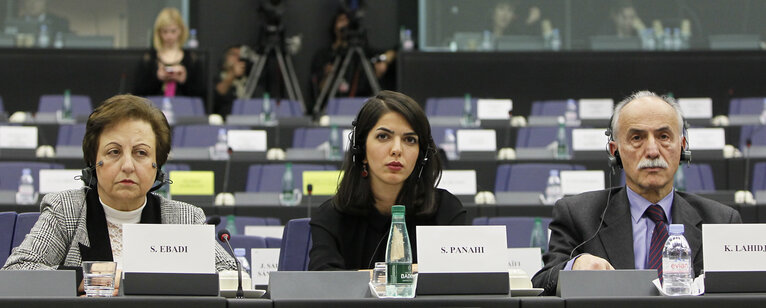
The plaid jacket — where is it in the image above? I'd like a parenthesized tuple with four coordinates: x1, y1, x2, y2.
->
(3, 188, 236, 272)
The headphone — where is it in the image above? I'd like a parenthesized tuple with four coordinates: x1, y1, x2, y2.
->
(78, 161, 170, 192)
(350, 120, 434, 181)
(604, 111, 692, 172)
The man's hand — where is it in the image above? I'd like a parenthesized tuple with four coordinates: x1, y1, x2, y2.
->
(572, 254, 615, 270)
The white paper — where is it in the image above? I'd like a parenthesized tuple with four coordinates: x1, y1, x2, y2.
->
(578, 99, 614, 120)
(122, 224, 216, 274)
(456, 129, 497, 152)
(572, 128, 609, 151)
(678, 98, 713, 119)
(0, 126, 37, 149)
(436, 170, 477, 196)
(250, 248, 280, 286)
(417, 226, 508, 273)
(227, 130, 267, 152)
(244, 226, 285, 239)
(38, 169, 83, 193)
(477, 99, 513, 120)
(507, 248, 543, 279)
(342, 129, 352, 152)
(560, 170, 605, 195)
(687, 128, 725, 150)
(703, 224, 766, 272)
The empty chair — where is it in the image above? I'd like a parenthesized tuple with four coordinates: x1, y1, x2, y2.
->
(56, 124, 86, 146)
(265, 237, 282, 249)
(227, 234, 267, 267)
(751, 162, 766, 193)
(0, 162, 65, 192)
(619, 163, 716, 193)
(12, 212, 40, 249)
(430, 126, 460, 148)
(495, 163, 586, 193)
(739, 125, 766, 150)
(278, 218, 311, 271)
(424, 97, 477, 117)
(471, 217, 489, 225)
(162, 163, 191, 173)
(325, 97, 367, 116)
(474, 216, 552, 248)
(245, 164, 337, 193)
(146, 96, 206, 117)
(291, 128, 332, 148)
(515, 126, 573, 149)
(172, 125, 242, 148)
(729, 97, 766, 115)
(0, 212, 17, 266)
(231, 98, 302, 117)
(530, 100, 570, 116)
(38, 94, 93, 118)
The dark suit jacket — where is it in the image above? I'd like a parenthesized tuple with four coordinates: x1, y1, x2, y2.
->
(531, 187, 742, 295)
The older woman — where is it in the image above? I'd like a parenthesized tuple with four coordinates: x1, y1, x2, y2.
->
(134, 7, 203, 98)
(309, 91, 466, 271)
(3, 95, 236, 274)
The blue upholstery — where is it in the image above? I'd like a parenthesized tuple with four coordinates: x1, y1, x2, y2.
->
(471, 217, 489, 225)
(278, 218, 311, 271)
(430, 126, 460, 147)
(245, 164, 336, 193)
(146, 96, 205, 117)
(729, 97, 766, 115)
(0, 162, 65, 191)
(739, 125, 766, 150)
(38, 94, 93, 117)
(0, 212, 17, 266)
(516, 127, 574, 149)
(754, 162, 766, 193)
(619, 163, 716, 192)
(227, 234, 267, 267)
(12, 212, 40, 249)
(172, 125, 243, 148)
(56, 124, 86, 146)
(325, 97, 367, 116)
(163, 163, 191, 173)
(214, 215, 282, 236)
(231, 98, 302, 117)
(495, 163, 586, 193)
(481, 216, 552, 248)
(530, 100, 569, 116)
(291, 128, 332, 148)
(424, 97, 477, 117)
(265, 237, 282, 249)
(0, 96, 4, 113)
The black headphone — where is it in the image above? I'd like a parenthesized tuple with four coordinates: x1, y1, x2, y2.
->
(605, 110, 692, 172)
(78, 161, 170, 192)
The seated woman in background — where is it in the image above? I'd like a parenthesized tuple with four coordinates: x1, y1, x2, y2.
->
(134, 7, 204, 98)
(309, 90, 466, 271)
(2, 95, 236, 279)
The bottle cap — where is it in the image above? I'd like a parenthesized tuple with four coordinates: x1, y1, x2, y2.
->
(234, 248, 245, 256)
(391, 205, 405, 215)
(549, 169, 559, 176)
(669, 224, 684, 234)
(22, 168, 31, 175)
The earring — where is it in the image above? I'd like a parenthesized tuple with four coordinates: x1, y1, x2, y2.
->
(361, 164, 368, 178)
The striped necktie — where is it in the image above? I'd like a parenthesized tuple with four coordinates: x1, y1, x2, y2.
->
(645, 204, 669, 278)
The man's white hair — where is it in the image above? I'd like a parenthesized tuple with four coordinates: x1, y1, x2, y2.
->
(610, 90, 685, 139)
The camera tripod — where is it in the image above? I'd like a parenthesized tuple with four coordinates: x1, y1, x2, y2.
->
(243, 26, 304, 108)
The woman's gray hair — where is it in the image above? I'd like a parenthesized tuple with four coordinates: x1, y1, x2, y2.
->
(610, 90, 685, 139)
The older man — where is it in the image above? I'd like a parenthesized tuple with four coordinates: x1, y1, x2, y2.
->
(532, 91, 741, 295)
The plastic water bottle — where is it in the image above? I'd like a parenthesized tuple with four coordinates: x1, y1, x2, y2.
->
(53, 32, 63, 49)
(564, 99, 578, 126)
(38, 24, 49, 48)
(226, 215, 237, 235)
(550, 28, 561, 51)
(441, 128, 458, 160)
(662, 224, 693, 296)
(62, 89, 73, 120)
(402, 29, 414, 51)
(187, 29, 199, 49)
(529, 217, 547, 253)
(481, 30, 493, 51)
(385, 205, 414, 298)
(555, 116, 569, 159)
(461, 93, 474, 127)
(281, 162, 294, 202)
(759, 98, 766, 125)
(162, 97, 175, 125)
(234, 248, 251, 275)
(543, 169, 563, 205)
(641, 29, 656, 50)
(16, 168, 38, 205)
(674, 167, 686, 192)
(212, 128, 230, 160)
(262, 92, 273, 123)
(663, 28, 673, 51)
(328, 125, 341, 160)
(672, 28, 682, 51)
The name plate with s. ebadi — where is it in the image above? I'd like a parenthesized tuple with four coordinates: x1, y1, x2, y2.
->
(703, 223, 766, 293)
(121, 224, 218, 296)
(416, 226, 509, 295)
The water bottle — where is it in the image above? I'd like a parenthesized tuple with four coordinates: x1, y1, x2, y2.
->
(674, 166, 686, 192)
(672, 28, 682, 51)
(16, 168, 38, 205)
(641, 29, 656, 50)
(759, 98, 766, 125)
(226, 215, 237, 235)
(564, 99, 578, 126)
(555, 116, 569, 159)
(662, 224, 693, 296)
(543, 169, 563, 205)
(212, 128, 230, 160)
(161, 97, 175, 125)
(62, 89, 73, 120)
(402, 29, 414, 51)
(385, 205, 414, 298)
(461, 93, 474, 127)
(529, 217, 547, 253)
(550, 28, 561, 51)
(481, 30, 493, 51)
(53, 32, 64, 49)
(261, 92, 273, 123)
(234, 248, 251, 275)
(441, 128, 458, 160)
(187, 29, 199, 49)
(281, 162, 294, 202)
(329, 125, 341, 160)
(38, 24, 49, 48)
(663, 28, 672, 51)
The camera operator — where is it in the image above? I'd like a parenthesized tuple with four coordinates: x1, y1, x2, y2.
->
(213, 45, 251, 116)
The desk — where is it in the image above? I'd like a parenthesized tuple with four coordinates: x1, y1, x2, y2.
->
(566, 295, 766, 308)
(265, 296, 564, 308)
(0, 296, 226, 308)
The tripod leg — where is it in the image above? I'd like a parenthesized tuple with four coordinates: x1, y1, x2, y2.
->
(314, 48, 354, 115)
(282, 52, 306, 113)
(243, 45, 273, 99)
(273, 46, 297, 102)
(354, 47, 381, 94)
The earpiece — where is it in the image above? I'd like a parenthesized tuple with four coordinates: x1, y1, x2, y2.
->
(350, 120, 360, 163)
(416, 142, 434, 181)
(97, 161, 103, 167)
(152, 162, 157, 169)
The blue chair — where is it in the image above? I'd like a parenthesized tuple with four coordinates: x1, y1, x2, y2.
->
(495, 163, 586, 193)
(750, 162, 766, 193)
(0, 162, 65, 192)
(729, 97, 766, 115)
(291, 128, 332, 148)
(424, 97, 477, 118)
(265, 237, 282, 249)
(56, 124, 86, 146)
(0, 212, 17, 266)
(325, 97, 367, 116)
(214, 215, 282, 236)
(38, 94, 93, 118)
(172, 125, 243, 148)
(530, 100, 570, 116)
(473, 216, 552, 248)
(227, 234, 267, 267)
(231, 98, 302, 117)
(12, 212, 40, 249)
(278, 218, 311, 271)
(739, 125, 766, 151)
(245, 164, 337, 193)
(163, 163, 191, 173)
(619, 163, 716, 193)
(0, 96, 4, 114)
(516, 127, 574, 149)
(471, 217, 489, 225)
(430, 126, 460, 147)
(146, 96, 206, 117)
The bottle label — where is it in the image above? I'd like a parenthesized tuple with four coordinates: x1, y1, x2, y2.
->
(662, 259, 691, 275)
(387, 263, 413, 284)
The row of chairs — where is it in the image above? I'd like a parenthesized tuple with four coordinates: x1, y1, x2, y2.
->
(0, 212, 40, 266)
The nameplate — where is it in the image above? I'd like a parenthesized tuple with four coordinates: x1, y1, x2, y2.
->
(678, 97, 713, 119)
(169, 170, 214, 196)
(436, 170, 477, 196)
(477, 99, 512, 120)
(561, 170, 605, 195)
(572, 128, 608, 151)
(244, 226, 285, 239)
(417, 225, 507, 273)
(507, 248, 543, 279)
(38, 169, 83, 193)
(578, 99, 613, 120)
(250, 248, 280, 286)
(302, 170, 343, 195)
(122, 224, 215, 274)
(702, 224, 766, 271)
(0, 126, 37, 149)
(342, 129, 352, 152)
(228, 130, 267, 152)
(457, 129, 497, 152)
(687, 128, 726, 150)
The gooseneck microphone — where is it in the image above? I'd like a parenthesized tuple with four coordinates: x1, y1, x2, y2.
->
(217, 228, 243, 298)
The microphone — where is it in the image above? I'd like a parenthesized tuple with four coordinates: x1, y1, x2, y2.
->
(217, 228, 243, 298)
(306, 184, 313, 218)
(206, 215, 221, 226)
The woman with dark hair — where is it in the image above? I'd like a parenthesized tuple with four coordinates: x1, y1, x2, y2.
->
(309, 91, 466, 271)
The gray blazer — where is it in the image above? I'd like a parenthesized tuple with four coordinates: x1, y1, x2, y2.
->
(532, 187, 742, 295)
(2, 188, 237, 272)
